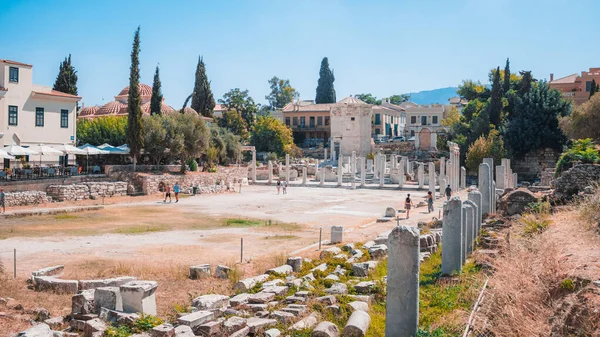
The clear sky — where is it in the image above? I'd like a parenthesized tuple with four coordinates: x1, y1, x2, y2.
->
(1, 0, 598, 107)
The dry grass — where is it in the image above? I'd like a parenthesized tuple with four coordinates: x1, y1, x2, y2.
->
(579, 185, 600, 230)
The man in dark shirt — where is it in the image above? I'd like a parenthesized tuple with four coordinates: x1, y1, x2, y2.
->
(445, 185, 452, 200)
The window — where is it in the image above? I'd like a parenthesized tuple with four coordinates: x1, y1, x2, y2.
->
(411, 130, 415, 137)
(317, 116, 323, 126)
(35, 107, 44, 127)
(285, 117, 291, 126)
(293, 117, 298, 126)
(374, 114, 381, 125)
(309, 116, 315, 127)
(8, 106, 18, 126)
(432, 116, 438, 124)
(300, 117, 306, 127)
(410, 116, 416, 124)
(325, 116, 330, 126)
(375, 128, 380, 135)
(421, 116, 427, 125)
(351, 117, 355, 121)
(60, 109, 69, 128)
(9, 67, 18, 83)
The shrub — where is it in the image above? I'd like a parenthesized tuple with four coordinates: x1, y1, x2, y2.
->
(555, 138, 599, 176)
(525, 201, 551, 215)
(104, 326, 132, 337)
(465, 129, 505, 172)
(186, 159, 198, 172)
(559, 279, 575, 291)
(580, 185, 600, 229)
(132, 314, 163, 332)
(522, 214, 551, 235)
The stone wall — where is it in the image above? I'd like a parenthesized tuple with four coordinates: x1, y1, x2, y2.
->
(46, 182, 128, 201)
(513, 148, 561, 181)
(553, 164, 600, 198)
(0, 175, 112, 193)
(4, 191, 51, 206)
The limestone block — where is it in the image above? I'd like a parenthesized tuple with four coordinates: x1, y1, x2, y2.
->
(266, 265, 293, 276)
(233, 274, 269, 292)
(32, 265, 64, 277)
(229, 293, 252, 307)
(79, 276, 137, 290)
(34, 276, 78, 294)
(290, 313, 318, 330)
(341, 243, 354, 252)
(348, 301, 369, 312)
(83, 318, 107, 337)
(229, 326, 250, 337)
(261, 286, 289, 296)
(248, 292, 275, 304)
(246, 317, 278, 334)
(311, 263, 328, 272)
(72, 289, 95, 315)
(174, 325, 194, 337)
(330, 226, 344, 244)
(354, 281, 375, 294)
(223, 316, 247, 334)
(316, 295, 337, 305)
(14, 323, 53, 337)
(177, 311, 215, 331)
(94, 287, 122, 313)
(191, 294, 229, 310)
(368, 244, 388, 259)
(384, 207, 397, 217)
(272, 310, 295, 324)
(343, 310, 370, 337)
(264, 328, 281, 337)
(320, 247, 342, 259)
(312, 321, 340, 337)
(324, 282, 348, 295)
(119, 281, 158, 315)
(151, 323, 175, 337)
(196, 319, 223, 336)
(215, 265, 230, 279)
(286, 257, 303, 272)
(352, 261, 377, 277)
(189, 264, 211, 279)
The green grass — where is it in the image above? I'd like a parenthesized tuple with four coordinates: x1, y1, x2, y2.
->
(522, 214, 551, 235)
(264, 235, 298, 240)
(113, 225, 171, 235)
(223, 218, 263, 227)
(54, 213, 79, 220)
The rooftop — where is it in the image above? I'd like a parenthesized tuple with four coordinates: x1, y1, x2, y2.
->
(550, 73, 578, 84)
(0, 59, 33, 68)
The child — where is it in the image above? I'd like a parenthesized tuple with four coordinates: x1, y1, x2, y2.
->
(426, 191, 434, 213)
(405, 194, 415, 219)
(276, 179, 281, 194)
(282, 180, 288, 195)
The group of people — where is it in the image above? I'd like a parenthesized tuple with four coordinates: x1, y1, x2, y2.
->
(403, 184, 452, 219)
(163, 182, 181, 203)
(276, 179, 288, 195)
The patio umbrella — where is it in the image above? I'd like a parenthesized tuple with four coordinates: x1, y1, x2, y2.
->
(52, 144, 87, 155)
(3, 145, 39, 156)
(31, 144, 63, 168)
(98, 143, 129, 154)
(77, 144, 109, 173)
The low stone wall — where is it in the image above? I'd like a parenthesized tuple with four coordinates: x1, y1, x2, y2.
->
(4, 191, 51, 207)
(513, 148, 560, 181)
(46, 181, 128, 201)
(0, 174, 111, 193)
(554, 164, 600, 198)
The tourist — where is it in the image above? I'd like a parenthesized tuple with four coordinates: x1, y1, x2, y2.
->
(426, 191, 434, 213)
(405, 194, 415, 219)
(174, 182, 181, 203)
(445, 184, 452, 200)
(276, 179, 281, 194)
(282, 180, 288, 194)
(0, 188, 6, 213)
(164, 184, 172, 203)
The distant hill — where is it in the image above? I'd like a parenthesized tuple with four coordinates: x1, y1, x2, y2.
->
(404, 87, 458, 105)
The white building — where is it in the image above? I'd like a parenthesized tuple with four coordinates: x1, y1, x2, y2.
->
(0, 59, 81, 164)
(372, 99, 406, 138)
(401, 102, 449, 150)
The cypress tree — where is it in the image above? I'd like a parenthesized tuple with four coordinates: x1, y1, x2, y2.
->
(126, 26, 144, 172)
(489, 66, 503, 128)
(190, 56, 216, 118)
(503, 58, 511, 94)
(150, 66, 163, 115)
(53, 54, 78, 96)
(315, 57, 336, 103)
(518, 70, 534, 96)
(590, 79, 597, 98)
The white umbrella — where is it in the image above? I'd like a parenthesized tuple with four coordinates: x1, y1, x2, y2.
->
(0, 149, 15, 160)
(52, 144, 87, 155)
(4, 145, 39, 156)
(31, 144, 63, 168)
(78, 144, 109, 173)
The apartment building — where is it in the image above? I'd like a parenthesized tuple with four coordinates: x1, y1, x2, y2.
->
(549, 67, 600, 105)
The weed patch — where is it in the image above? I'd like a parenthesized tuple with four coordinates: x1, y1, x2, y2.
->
(113, 225, 171, 235)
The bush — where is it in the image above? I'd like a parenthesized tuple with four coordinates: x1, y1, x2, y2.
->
(522, 214, 551, 235)
(465, 129, 505, 172)
(555, 138, 599, 176)
(580, 185, 600, 229)
(186, 159, 198, 172)
(132, 314, 163, 332)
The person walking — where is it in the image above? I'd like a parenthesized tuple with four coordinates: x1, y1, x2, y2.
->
(445, 184, 452, 200)
(174, 182, 181, 203)
(0, 188, 6, 214)
(426, 191, 434, 213)
(405, 194, 415, 219)
(282, 180, 288, 194)
(276, 179, 281, 195)
(164, 184, 172, 203)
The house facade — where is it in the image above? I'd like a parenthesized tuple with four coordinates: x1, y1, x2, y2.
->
(372, 99, 406, 138)
(402, 102, 448, 150)
(0, 59, 80, 156)
(549, 67, 600, 106)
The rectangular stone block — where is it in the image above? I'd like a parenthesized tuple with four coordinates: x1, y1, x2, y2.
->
(119, 281, 158, 315)
(189, 264, 211, 279)
(177, 311, 215, 331)
(94, 287, 122, 313)
(330, 226, 343, 244)
(72, 289, 95, 315)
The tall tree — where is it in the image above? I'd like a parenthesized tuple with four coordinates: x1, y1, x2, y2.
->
(52, 54, 78, 96)
(219, 88, 257, 128)
(503, 58, 511, 94)
(251, 116, 295, 156)
(388, 94, 410, 105)
(190, 56, 216, 118)
(590, 79, 597, 98)
(265, 77, 299, 110)
(125, 26, 144, 172)
(488, 66, 503, 128)
(150, 66, 163, 115)
(518, 71, 534, 96)
(355, 93, 380, 105)
(315, 57, 336, 103)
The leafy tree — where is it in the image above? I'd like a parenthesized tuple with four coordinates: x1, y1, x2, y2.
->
(465, 129, 505, 172)
(489, 66, 503, 127)
(218, 109, 249, 140)
(560, 93, 600, 141)
(178, 113, 210, 165)
(207, 125, 242, 166)
(190, 56, 216, 118)
(503, 58, 511, 94)
(457, 80, 486, 101)
(441, 106, 460, 128)
(315, 57, 336, 103)
(150, 66, 163, 115)
(266, 77, 299, 110)
(389, 94, 410, 105)
(590, 79, 597, 98)
(219, 89, 257, 128)
(518, 71, 534, 96)
(251, 116, 294, 156)
(142, 114, 167, 165)
(504, 81, 570, 157)
(555, 138, 599, 176)
(77, 116, 127, 146)
(125, 26, 144, 171)
(355, 93, 380, 105)
(53, 54, 78, 96)
(462, 99, 485, 123)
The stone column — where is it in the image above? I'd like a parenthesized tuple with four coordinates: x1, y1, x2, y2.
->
(324, 148, 328, 162)
(478, 163, 491, 215)
(446, 161, 453, 191)
(268, 161, 273, 185)
(337, 155, 343, 187)
(417, 163, 425, 189)
(379, 155, 385, 188)
(315, 159, 319, 181)
(320, 165, 325, 186)
(492, 181, 497, 214)
(285, 154, 290, 182)
(360, 157, 366, 187)
(385, 226, 420, 337)
(251, 150, 257, 183)
(439, 177, 446, 199)
(373, 154, 379, 179)
(464, 200, 477, 255)
(501, 158, 511, 188)
(351, 151, 357, 190)
(440, 157, 446, 177)
(302, 167, 307, 186)
(397, 159, 405, 189)
(442, 198, 463, 275)
(512, 173, 518, 188)
(461, 204, 471, 264)
(496, 165, 506, 190)
(390, 155, 396, 169)
(460, 166, 466, 190)
(367, 159, 373, 173)
(331, 226, 343, 244)
(428, 162, 436, 197)
(468, 190, 483, 236)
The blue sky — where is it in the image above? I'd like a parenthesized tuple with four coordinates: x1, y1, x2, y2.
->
(1, 0, 598, 107)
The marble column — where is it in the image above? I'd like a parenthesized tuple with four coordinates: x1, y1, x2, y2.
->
(464, 200, 477, 255)
(360, 157, 366, 187)
(324, 148, 328, 162)
(468, 190, 483, 236)
(302, 167, 307, 186)
(251, 150, 257, 183)
(337, 155, 343, 187)
(285, 154, 290, 182)
(397, 158, 405, 189)
(478, 163, 492, 215)
(268, 161, 273, 184)
(442, 197, 463, 275)
(351, 151, 357, 190)
(460, 166, 466, 190)
(496, 165, 506, 190)
(379, 154, 386, 188)
(440, 157, 446, 177)
(417, 163, 425, 189)
(428, 162, 436, 197)
(446, 161, 453, 192)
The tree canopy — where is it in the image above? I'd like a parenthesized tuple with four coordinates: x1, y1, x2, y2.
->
(315, 57, 336, 103)
(219, 88, 257, 128)
(77, 116, 127, 146)
(218, 109, 249, 140)
(53, 54, 78, 96)
(560, 93, 600, 141)
(190, 56, 216, 118)
(251, 116, 294, 156)
(150, 66, 163, 115)
(125, 26, 144, 171)
(355, 93, 381, 105)
(266, 77, 299, 110)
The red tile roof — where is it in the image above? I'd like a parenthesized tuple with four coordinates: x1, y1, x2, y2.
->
(550, 73, 578, 84)
(32, 90, 81, 99)
(0, 59, 33, 67)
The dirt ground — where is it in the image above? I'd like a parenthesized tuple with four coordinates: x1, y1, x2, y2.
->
(0, 185, 457, 335)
